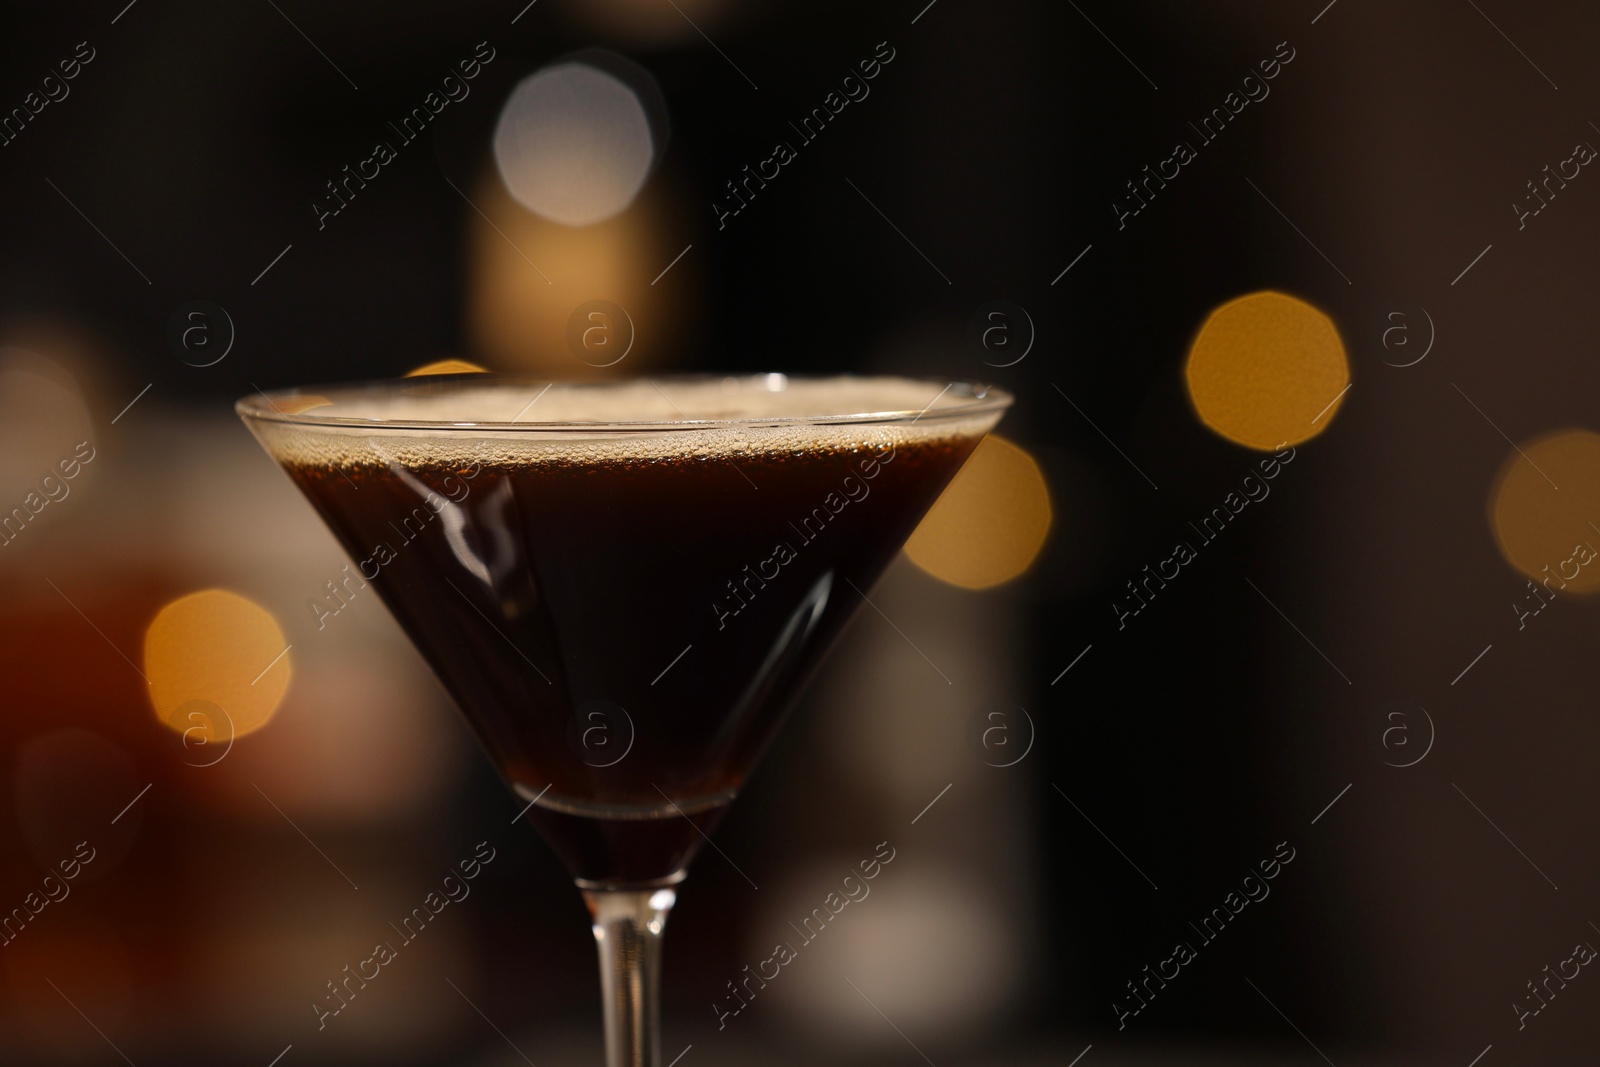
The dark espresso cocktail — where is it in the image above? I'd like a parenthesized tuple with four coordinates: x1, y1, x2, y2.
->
(251, 377, 1003, 886)
(242, 375, 1011, 1067)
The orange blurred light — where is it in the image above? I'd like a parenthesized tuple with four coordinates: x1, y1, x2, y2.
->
(467, 167, 676, 378)
(403, 359, 489, 377)
(1185, 290, 1349, 450)
(143, 589, 291, 742)
(904, 436, 1052, 590)
(1489, 428, 1600, 594)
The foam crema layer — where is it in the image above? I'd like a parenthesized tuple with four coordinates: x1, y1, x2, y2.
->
(242, 375, 1010, 468)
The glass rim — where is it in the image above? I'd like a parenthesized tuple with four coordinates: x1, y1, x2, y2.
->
(236, 373, 1014, 434)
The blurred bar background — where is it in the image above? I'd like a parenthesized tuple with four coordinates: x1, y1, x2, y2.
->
(4, 1, 1600, 1064)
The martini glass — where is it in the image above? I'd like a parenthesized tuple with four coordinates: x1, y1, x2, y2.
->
(238, 374, 1010, 1066)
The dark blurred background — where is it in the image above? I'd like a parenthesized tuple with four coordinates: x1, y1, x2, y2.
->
(4, 0, 1600, 1064)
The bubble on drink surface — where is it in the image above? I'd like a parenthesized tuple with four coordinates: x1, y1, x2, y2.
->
(568, 700, 634, 767)
(246, 376, 1008, 468)
(493, 61, 658, 226)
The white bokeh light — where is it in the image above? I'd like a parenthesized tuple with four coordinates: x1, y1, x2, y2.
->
(492, 62, 656, 226)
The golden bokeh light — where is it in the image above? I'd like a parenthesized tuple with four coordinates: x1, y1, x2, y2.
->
(143, 589, 292, 742)
(1185, 290, 1349, 450)
(404, 359, 489, 377)
(904, 436, 1052, 590)
(1489, 428, 1600, 594)
(467, 168, 677, 377)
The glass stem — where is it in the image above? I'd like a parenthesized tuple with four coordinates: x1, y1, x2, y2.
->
(584, 886, 675, 1067)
